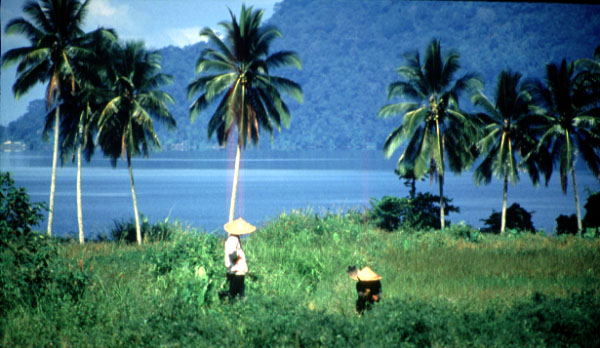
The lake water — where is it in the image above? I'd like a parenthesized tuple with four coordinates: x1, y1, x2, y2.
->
(1, 148, 598, 238)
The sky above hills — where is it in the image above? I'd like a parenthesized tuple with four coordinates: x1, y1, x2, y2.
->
(0, 0, 280, 126)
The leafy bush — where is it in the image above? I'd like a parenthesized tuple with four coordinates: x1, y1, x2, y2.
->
(556, 214, 578, 235)
(111, 215, 177, 243)
(147, 229, 223, 307)
(446, 222, 482, 242)
(481, 203, 535, 233)
(583, 191, 600, 232)
(368, 193, 458, 231)
(0, 172, 46, 242)
(0, 172, 89, 320)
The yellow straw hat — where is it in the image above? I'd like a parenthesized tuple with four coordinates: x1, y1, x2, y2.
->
(354, 266, 382, 281)
(224, 217, 256, 235)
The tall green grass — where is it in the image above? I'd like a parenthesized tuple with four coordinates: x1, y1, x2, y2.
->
(2, 210, 599, 347)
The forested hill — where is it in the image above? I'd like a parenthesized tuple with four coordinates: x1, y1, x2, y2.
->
(2, 1, 599, 151)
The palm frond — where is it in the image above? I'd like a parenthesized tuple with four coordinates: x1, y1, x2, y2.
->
(266, 51, 302, 70)
(387, 81, 422, 100)
(4, 17, 43, 42)
(267, 76, 304, 103)
(377, 102, 419, 119)
(382, 125, 404, 158)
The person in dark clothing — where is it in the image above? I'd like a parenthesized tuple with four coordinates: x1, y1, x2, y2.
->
(347, 266, 382, 314)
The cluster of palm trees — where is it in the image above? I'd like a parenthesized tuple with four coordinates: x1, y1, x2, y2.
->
(379, 39, 600, 235)
(2, 0, 176, 244)
(2, 1, 302, 245)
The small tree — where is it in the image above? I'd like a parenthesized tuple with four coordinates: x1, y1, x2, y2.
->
(0, 172, 46, 243)
(481, 203, 535, 233)
(556, 214, 578, 235)
(583, 191, 600, 233)
(369, 193, 458, 232)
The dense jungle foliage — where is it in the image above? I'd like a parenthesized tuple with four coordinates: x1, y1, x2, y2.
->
(2, 1, 599, 150)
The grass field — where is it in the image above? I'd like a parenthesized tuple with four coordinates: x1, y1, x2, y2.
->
(2, 210, 599, 347)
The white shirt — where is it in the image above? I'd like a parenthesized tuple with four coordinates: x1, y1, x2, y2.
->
(224, 235, 248, 275)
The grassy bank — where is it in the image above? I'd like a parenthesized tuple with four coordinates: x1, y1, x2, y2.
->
(2, 211, 599, 347)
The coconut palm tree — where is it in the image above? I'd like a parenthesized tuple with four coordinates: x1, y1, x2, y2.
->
(377, 39, 482, 229)
(56, 29, 116, 244)
(1, 0, 92, 236)
(472, 70, 550, 235)
(527, 60, 600, 232)
(187, 5, 303, 222)
(97, 40, 176, 245)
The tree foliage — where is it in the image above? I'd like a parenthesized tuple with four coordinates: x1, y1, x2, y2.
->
(368, 194, 458, 232)
(582, 191, 600, 232)
(481, 203, 535, 233)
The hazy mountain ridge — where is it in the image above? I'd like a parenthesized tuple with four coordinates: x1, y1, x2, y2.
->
(2, 1, 599, 151)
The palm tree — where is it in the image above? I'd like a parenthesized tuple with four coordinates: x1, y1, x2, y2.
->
(471, 70, 550, 235)
(1, 0, 92, 236)
(527, 60, 600, 232)
(377, 39, 482, 229)
(57, 29, 116, 244)
(97, 41, 176, 245)
(187, 5, 303, 222)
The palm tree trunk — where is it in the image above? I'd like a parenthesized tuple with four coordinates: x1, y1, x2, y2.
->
(77, 143, 84, 244)
(47, 105, 60, 236)
(571, 166, 583, 232)
(439, 173, 445, 229)
(436, 119, 445, 229)
(127, 152, 142, 245)
(501, 172, 508, 236)
(229, 143, 242, 222)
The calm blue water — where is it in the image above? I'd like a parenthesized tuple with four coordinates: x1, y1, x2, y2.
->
(1, 149, 598, 238)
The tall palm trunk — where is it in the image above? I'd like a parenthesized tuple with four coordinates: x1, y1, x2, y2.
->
(571, 166, 583, 232)
(436, 119, 446, 229)
(229, 143, 241, 222)
(438, 173, 445, 229)
(501, 170, 508, 235)
(127, 152, 142, 245)
(77, 143, 84, 244)
(47, 105, 60, 236)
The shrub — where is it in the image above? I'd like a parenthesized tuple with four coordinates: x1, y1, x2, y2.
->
(556, 214, 578, 235)
(481, 203, 535, 233)
(583, 191, 600, 232)
(0, 172, 46, 242)
(0, 172, 89, 320)
(368, 193, 458, 231)
(147, 229, 223, 307)
(111, 215, 176, 243)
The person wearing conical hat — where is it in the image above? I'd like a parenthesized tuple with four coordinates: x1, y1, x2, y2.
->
(347, 265, 382, 314)
(224, 218, 256, 299)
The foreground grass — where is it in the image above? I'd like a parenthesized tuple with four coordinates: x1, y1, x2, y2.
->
(2, 211, 599, 347)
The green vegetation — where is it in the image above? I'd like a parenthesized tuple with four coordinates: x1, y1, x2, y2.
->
(2, 209, 599, 347)
(1, 1, 599, 343)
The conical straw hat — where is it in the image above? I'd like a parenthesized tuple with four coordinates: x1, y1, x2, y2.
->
(224, 217, 256, 235)
(356, 266, 382, 281)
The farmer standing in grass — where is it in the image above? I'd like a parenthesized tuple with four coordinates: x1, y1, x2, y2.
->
(347, 266, 382, 314)
(224, 218, 256, 299)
